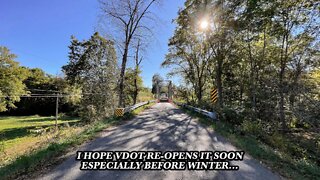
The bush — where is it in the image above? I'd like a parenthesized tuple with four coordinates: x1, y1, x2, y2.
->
(221, 107, 243, 125)
(240, 120, 264, 138)
(267, 132, 289, 152)
(80, 105, 98, 122)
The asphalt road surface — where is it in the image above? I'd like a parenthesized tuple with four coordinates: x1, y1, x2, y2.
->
(39, 103, 281, 180)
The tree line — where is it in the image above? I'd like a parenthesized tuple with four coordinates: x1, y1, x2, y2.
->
(0, 33, 152, 120)
(163, 0, 319, 170)
(163, 0, 319, 131)
(0, 0, 160, 121)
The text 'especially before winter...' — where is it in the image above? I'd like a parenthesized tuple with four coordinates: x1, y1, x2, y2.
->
(76, 151, 245, 171)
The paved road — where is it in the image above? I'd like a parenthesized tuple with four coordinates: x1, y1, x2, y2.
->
(39, 103, 281, 180)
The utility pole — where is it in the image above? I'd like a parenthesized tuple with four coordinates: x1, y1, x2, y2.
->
(156, 81, 160, 100)
(168, 81, 172, 102)
(55, 94, 59, 131)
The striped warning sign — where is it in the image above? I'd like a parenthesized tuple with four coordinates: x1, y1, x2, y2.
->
(114, 108, 124, 117)
(211, 89, 218, 103)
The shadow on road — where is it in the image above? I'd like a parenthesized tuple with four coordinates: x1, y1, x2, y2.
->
(39, 103, 280, 180)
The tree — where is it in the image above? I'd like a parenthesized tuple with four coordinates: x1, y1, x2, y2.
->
(124, 68, 143, 106)
(0, 46, 28, 112)
(10, 68, 71, 116)
(162, 0, 212, 105)
(164, 0, 320, 131)
(271, 0, 319, 129)
(137, 87, 154, 102)
(99, 0, 158, 107)
(133, 40, 143, 104)
(62, 32, 118, 121)
(235, 0, 320, 128)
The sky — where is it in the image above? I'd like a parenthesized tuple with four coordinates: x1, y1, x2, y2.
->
(0, 0, 185, 88)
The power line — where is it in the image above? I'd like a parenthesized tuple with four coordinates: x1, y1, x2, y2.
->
(27, 88, 62, 93)
(0, 93, 112, 98)
(0, 95, 77, 98)
(3, 94, 62, 96)
(1, 88, 116, 98)
(27, 89, 112, 95)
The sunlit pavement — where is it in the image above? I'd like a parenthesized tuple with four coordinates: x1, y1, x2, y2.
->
(39, 103, 281, 180)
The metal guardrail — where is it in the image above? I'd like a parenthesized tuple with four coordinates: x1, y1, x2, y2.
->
(124, 100, 156, 113)
(175, 102, 217, 120)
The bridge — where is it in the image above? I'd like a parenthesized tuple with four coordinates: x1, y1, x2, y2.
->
(154, 80, 174, 103)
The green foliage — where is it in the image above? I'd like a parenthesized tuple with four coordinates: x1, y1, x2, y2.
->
(162, 0, 212, 104)
(221, 107, 243, 125)
(182, 107, 320, 179)
(99, 0, 158, 107)
(24, 68, 50, 88)
(240, 120, 263, 137)
(63, 32, 118, 122)
(268, 132, 289, 151)
(3, 68, 74, 116)
(137, 87, 154, 102)
(124, 68, 143, 106)
(62, 84, 82, 105)
(0, 47, 29, 112)
(168, 0, 320, 129)
(0, 47, 81, 116)
(170, 1, 320, 178)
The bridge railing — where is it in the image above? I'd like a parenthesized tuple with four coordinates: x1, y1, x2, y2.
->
(115, 100, 156, 116)
(175, 102, 217, 120)
(124, 100, 156, 113)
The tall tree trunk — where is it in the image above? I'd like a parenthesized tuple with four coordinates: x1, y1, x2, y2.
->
(133, 65, 138, 105)
(197, 83, 202, 105)
(279, 64, 286, 129)
(289, 61, 302, 110)
(279, 32, 288, 130)
(216, 54, 223, 108)
(240, 82, 244, 107)
(133, 40, 142, 105)
(118, 43, 129, 107)
(248, 35, 257, 121)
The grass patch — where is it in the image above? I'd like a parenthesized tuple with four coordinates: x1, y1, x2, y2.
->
(179, 106, 320, 180)
(0, 103, 154, 180)
(0, 115, 79, 166)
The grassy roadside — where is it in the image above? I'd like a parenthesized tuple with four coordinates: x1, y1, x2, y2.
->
(0, 102, 155, 180)
(0, 116, 80, 166)
(179, 106, 320, 180)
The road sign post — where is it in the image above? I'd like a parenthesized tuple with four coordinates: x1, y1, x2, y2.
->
(114, 108, 125, 117)
(211, 88, 218, 103)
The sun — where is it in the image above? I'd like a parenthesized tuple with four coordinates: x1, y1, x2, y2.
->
(200, 20, 209, 30)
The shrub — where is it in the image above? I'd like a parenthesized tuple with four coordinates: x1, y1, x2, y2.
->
(240, 120, 264, 138)
(267, 132, 289, 152)
(221, 107, 243, 125)
(81, 105, 98, 122)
